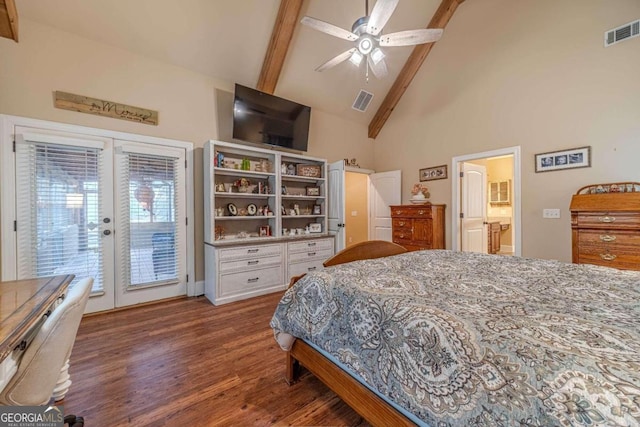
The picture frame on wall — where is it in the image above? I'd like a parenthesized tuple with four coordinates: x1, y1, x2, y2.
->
(419, 165, 447, 182)
(535, 146, 591, 173)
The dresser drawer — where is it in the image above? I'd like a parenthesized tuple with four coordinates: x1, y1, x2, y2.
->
(578, 231, 640, 247)
(219, 254, 282, 273)
(393, 230, 414, 241)
(288, 260, 324, 277)
(393, 237, 431, 250)
(219, 266, 283, 297)
(218, 244, 282, 261)
(288, 248, 333, 263)
(392, 219, 412, 230)
(575, 213, 640, 229)
(288, 238, 333, 253)
(391, 206, 433, 219)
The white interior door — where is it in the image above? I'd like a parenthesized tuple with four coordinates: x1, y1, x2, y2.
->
(328, 160, 346, 252)
(369, 170, 401, 241)
(461, 162, 487, 253)
(8, 127, 188, 313)
(114, 141, 187, 307)
(13, 128, 116, 313)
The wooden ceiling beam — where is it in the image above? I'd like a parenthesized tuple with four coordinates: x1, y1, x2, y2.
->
(368, 0, 465, 139)
(0, 0, 19, 42)
(257, 0, 304, 94)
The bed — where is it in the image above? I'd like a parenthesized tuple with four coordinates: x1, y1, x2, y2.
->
(270, 243, 640, 426)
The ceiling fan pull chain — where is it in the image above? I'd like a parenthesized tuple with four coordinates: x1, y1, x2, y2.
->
(366, 61, 370, 83)
(365, 0, 369, 16)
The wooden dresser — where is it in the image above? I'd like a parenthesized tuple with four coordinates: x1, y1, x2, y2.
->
(570, 183, 640, 270)
(390, 204, 446, 251)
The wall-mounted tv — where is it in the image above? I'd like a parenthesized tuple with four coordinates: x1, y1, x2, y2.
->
(232, 84, 311, 152)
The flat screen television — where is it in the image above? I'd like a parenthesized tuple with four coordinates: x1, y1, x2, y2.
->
(232, 84, 311, 152)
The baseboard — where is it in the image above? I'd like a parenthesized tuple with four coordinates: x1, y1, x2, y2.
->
(500, 244, 513, 253)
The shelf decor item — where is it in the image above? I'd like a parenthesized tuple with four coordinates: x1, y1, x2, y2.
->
(306, 186, 320, 196)
(535, 146, 591, 173)
(296, 164, 322, 178)
(410, 183, 430, 204)
(227, 203, 238, 216)
(309, 223, 322, 233)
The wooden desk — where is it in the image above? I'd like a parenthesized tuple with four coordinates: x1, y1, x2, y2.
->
(0, 275, 73, 363)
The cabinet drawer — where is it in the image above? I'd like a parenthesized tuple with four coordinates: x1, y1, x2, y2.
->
(391, 206, 432, 219)
(218, 244, 282, 261)
(392, 219, 412, 230)
(288, 248, 333, 263)
(219, 266, 283, 297)
(288, 238, 333, 253)
(575, 213, 640, 229)
(219, 254, 282, 273)
(578, 254, 640, 270)
(578, 231, 640, 247)
(393, 238, 431, 250)
(288, 260, 324, 278)
(393, 230, 414, 241)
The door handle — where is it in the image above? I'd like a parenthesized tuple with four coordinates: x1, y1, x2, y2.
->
(103, 230, 112, 236)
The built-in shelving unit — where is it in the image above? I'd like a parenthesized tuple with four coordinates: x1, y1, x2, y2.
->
(203, 140, 333, 305)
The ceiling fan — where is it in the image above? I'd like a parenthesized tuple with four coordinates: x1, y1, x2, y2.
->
(301, 0, 443, 79)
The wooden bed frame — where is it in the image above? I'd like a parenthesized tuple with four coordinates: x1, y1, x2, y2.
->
(284, 240, 416, 426)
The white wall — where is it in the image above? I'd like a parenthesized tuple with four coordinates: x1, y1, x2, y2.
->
(0, 19, 373, 281)
(373, 0, 640, 262)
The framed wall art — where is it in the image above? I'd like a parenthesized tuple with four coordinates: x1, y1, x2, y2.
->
(419, 165, 447, 182)
(535, 146, 591, 173)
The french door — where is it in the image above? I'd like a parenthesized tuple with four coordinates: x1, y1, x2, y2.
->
(11, 126, 187, 313)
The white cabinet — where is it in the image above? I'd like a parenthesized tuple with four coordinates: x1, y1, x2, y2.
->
(204, 140, 333, 305)
(286, 238, 334, 280)
(489, 180, 510, 205)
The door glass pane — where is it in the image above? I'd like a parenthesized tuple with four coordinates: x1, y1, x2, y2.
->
(15, 142, 104, 293)
(122, 153, 179, 287)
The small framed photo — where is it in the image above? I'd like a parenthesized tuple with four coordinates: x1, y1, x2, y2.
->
(281, 185, 287, 195)
(259, 225, 270, 237)
(306, 186, 320, 196)
(281, 205, 286, 216)
(227, 203, 238, 216)
(535, 146, 591, 173)
(419, 165, 447, 182)
(309, 223, 322, 233)
(313, 204, 321, 215)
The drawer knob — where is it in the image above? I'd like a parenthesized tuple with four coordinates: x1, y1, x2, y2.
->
(247, 277, 259, 283)
(598, 216, 616, 223)
(247, 260, 259, 265)
(418, 210, 425, 215)
(399, 221, 405, 226)
(399, 234, 405, 239)
(308, 252, 316, 257)
(396, 210, 404, 215)
(247, 249, 259, 253)
(308, 242, 316, 247)
(308, 266, 317, 272)
(600, 253, 617, 261)
(599, 235, 617, 242)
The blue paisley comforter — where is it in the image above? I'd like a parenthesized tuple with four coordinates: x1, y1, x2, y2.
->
(270, 250, 640, 426)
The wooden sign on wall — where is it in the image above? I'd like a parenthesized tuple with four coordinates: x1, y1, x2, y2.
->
(54, 91, 158, 126)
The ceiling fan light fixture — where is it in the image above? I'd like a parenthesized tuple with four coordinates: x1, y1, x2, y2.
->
(370, 47, 385, 64)
(357, 37, 373, 55)
(349, 51, 364, 66)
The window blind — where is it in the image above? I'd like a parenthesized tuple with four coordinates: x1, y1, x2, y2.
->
(116, 151, 183, 288)
(15, 140, 105, 293)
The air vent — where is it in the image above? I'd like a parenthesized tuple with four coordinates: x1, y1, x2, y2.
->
(352, 90, 374, 112)
(605, 19, 640, 47)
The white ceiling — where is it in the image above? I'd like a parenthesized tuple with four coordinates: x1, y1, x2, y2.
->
(17, 0, 442, 125)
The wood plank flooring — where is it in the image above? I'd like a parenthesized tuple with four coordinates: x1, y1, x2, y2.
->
(60, 292, 369, 426)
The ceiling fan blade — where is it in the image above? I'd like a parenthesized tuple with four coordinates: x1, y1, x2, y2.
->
(379, 29, 444, 47)
(366, 0, 399, 36)
(368, 55, 388, 79)
(301, 16, 358, 41)
(316, 48, 357, 72)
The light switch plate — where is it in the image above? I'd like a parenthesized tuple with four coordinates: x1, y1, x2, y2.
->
(543, 209, 560, 219)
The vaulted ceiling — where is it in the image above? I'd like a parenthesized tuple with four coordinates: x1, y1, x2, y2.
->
(11, 0, 465, 138)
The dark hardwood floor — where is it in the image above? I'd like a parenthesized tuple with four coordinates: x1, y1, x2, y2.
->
(60, 292, 368, 426)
